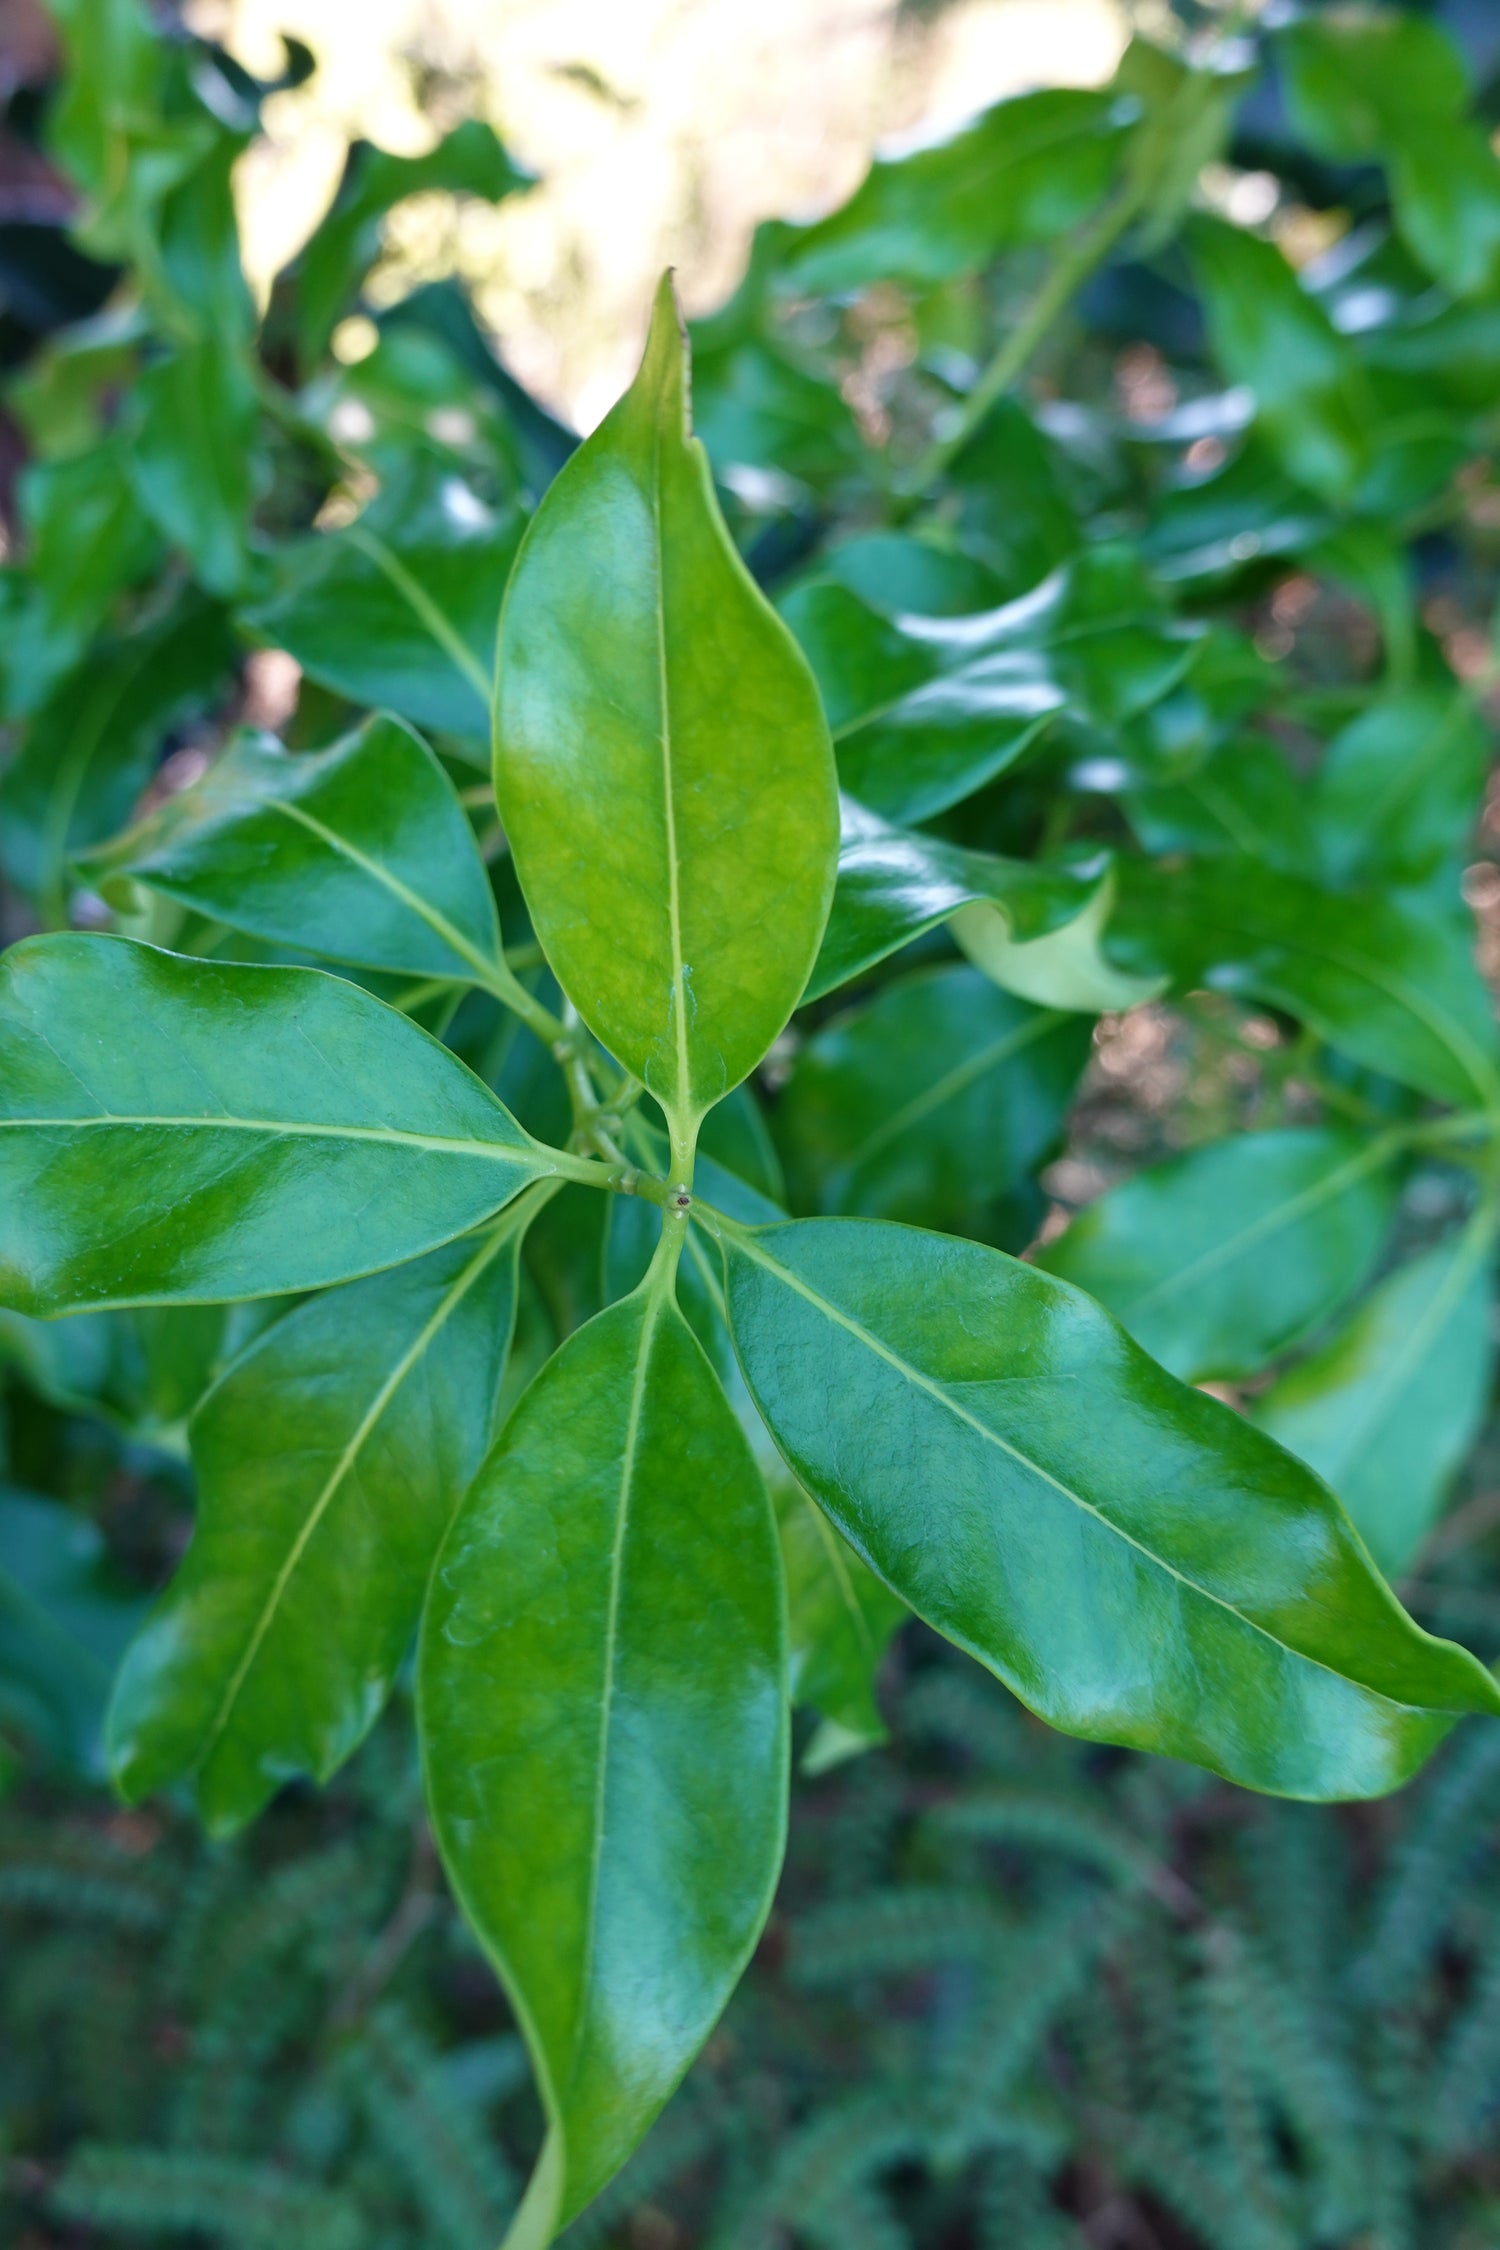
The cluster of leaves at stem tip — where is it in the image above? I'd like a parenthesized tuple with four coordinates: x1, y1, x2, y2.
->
(8, 0, 1500, 2241)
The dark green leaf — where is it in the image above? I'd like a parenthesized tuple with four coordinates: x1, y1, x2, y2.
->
(1315, 690, 1487, 888)
(420, 1276, 786, 2239)
(1188, 215, 1372, 503)
(1037, 1128, 1399, 1383)
(1126, 736, 1317, 877)
(0, 1488, 145, 1775)
(0, 935, 557, 1313)
(110, 1211, 533, 1830)
(0, 597, 235, 917)
(782, 88, 1130, 292)
(83, 713, 503, 983)
(776, 966, 1089, 1248)
(1110, 858, 1500, 1109)
(808, 797, 1156, 1008)
(129, 341, 258, 596)
(494, 274, 838, 1165)
(1256, 1224, 1498, 1580)
(720, 1215, 1500, 1799)
(3, 440, 160, 716)
(776, 1477, 905, 1767)
(243, 464, 525, 753)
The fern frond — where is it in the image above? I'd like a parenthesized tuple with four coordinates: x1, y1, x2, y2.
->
(789, 1888, 1007, 1986)
(50, 2144, 369, 2250)
(345, 2001, 516, 2250)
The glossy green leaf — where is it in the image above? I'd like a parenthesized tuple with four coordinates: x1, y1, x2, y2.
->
(110, 1210, 533, 1830)
(0, 596, 234, 916)
(1315, 690, 1487, 888)
(0, 1488, 145, 1775)
(1110, 857, 1500, 1109)
(420, 1275, 787, 2244)
(243, 464, 525, 752)
(0, 935, 557, 1314)
(0, 1302, 232, 1439)
(1037, 1128, 1399, 1383)
(782, 549, 1200, 826)
(775, 1478, 905, 1767)
(1188, 215, 1372, 503)
(719, 1216, 1500, 1799)
(1256, 1225, 1498, 1581)
(83, 713, 503, 983)
(494, 274, 838, 1160)
(129, 342, 258, 597)
(808, 797, 1156, 1009)
(782, 88, 1130, 292)
(808, 534, 1008, 620)
(776, 966, 1089, 1248)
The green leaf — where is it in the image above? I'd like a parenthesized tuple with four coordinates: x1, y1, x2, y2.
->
(1255, 1223, 1498, 1580)
(0, 1487, 145, 1775)
(83, 713, 504, 984)
(782, 88, 1130, 292)
(0, 935, 557, 1314)
(1279, 9, 1500, 299)
(243, 463, 525, 753)
(719, 1215, 1500, 1799)
(1110, 857, 1500, 1109)
(1125, 735, 1317, 877)
(0, 1303, 231, 1439)
(775, 966, 1088, 1248)
(808, 797, 1157, 1009)
(1037, 1128, 1399, 1383)
(0, 596, 235, 918)
(129, 342, 259, 597)
(109, 1211, 533, 1830)
(775, 1478, 905, 1766)
(4, 440, 160, 716)
(1188, 215, 1372, 503)
(419, 1275, 787, 2243)
(807, 534, 1008, 620)
(494, 274, 838, 1166)
(1315, 690, 1487, 888)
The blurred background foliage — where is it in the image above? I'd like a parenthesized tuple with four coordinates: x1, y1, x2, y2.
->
(8, 0, 1500, 2244)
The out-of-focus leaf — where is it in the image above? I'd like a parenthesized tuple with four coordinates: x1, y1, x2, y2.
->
(1110, 857, 1500, 1109)
(1315, 689, 1487, 887)
(0, 597, 234, 915)
(4, 440, 161, 715)
(946, 400, 1082, 599)
(775, 1478, 905, 1765)
(782, 88, 1131, 293)
(1126, 736, 1317, 876)
(0, 1488, 145, 1775)
(1038, 1128, 1399, 1383)
(242, 462, 524, 753)
(808, 796, 1154, 1007)
(129, 341, 259, 595)
(775, 964, 1089, 1248)
(1256, 1226, 1497, 1580)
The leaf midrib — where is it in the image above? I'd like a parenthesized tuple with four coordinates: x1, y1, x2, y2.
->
(729, 1228, 1453, 1710)
(2, 1113, 533, 1160)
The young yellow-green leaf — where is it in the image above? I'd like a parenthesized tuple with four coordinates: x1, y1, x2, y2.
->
(719, 1216, 1500, 1800)
(494, 273, 838, 1166)
(808, 796, 1157, 1010)
(419, 1276, 787, 2246)
(775, 1478, 905, 1771)
(1256, 1225, 1498, 1581)
(82, 714, 503, 984)
(0, 936, 556, 1314)
(109, 1209, 533, 1831)
(1037, 1128, 1399, 1383)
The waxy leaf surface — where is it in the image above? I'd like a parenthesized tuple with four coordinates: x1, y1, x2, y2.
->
(721, 1218, 1500, 1798)
(109, 1217, 528, 1830)
(0, 936, 553, 1314)
(1256, 1229, 1497, 1580)
(776, 1478, 905, 1765)
(420, 1280, 786, 2242)
(1038, 1128, 1398, 1383)
(84, 713, 503, 983)
(1111, 857, 1500, 1108)
(495, 275, 838, 1152)
(809, 796, 1153, 1010)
